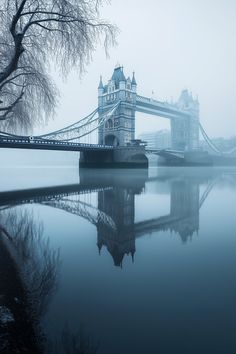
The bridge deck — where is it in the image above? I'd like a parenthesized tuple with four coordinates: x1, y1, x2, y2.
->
(136, 95, 191, 119)
(0, 135, 184, 156)
(0, 136, 113, 152)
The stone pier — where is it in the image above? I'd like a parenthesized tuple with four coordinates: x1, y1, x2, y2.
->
(79, 146, 148, 168)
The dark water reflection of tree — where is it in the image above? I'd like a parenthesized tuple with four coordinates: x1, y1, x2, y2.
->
(0, 208, 99, 354)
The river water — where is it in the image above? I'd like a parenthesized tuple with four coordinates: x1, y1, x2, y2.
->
(0, 164, 236, 354)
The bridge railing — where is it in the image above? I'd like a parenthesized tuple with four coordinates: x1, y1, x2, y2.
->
(136, 95, 181, 109)
(0, 135, 114, 150)
(136, 95, 169, 106)
(136, 95, 191, 116)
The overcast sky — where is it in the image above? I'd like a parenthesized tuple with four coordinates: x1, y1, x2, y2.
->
(39, 0, 236, 139)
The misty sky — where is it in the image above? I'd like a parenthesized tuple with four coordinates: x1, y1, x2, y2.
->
(38, 0, 236, 139)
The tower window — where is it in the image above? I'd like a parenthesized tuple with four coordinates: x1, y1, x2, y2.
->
(125, 121, 131, 128)
(106, 119, 113, 129)
(125, 108, 132, 116)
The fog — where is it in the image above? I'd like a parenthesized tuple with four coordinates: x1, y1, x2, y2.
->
(1, 0, 236, 165)
(33, 0, 236, 139)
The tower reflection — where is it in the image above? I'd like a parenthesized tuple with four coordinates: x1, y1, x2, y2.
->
(97, 187, 136, 267)
(95, 171, 201, 266)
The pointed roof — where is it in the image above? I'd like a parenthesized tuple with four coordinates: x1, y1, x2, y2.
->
(179, 89, 192, 104)
(110, 245, 125, 267)
(98, 75, 103, 89)
(111, 66, 126, 89)
(97, 242, 102, 255)
(131, 250, 135, 263)
(132, 72, 137, 86)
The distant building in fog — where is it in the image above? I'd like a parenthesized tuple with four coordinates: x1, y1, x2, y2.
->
(200, 136, 236, 155)
(138, 130, 171, 149)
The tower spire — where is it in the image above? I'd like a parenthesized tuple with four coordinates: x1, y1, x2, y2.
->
(132, 71, 137, 86)
(98, 75, 103, 89)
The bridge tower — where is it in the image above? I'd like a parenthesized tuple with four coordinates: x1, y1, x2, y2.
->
(98, 65, 137, 146)
(97, 187, 136, 267)
(171, 89, 199, 150)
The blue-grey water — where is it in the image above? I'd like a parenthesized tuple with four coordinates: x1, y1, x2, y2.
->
(0, 162, 236, 354)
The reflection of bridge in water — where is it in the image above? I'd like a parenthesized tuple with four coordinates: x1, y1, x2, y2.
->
(96, 177, 216, 266)
(0, 170, 218, 267)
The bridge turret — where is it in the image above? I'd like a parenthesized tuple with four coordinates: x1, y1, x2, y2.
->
(131, 72, 137, 92)
(178, 89, 198, 112)
(98, 75, 104, 107)
(98, 75, 104, 90)
(119, 76, 126, 91)
(126, 76, 131, 88)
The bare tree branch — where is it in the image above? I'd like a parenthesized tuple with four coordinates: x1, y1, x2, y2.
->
(0, 0, 117, 132)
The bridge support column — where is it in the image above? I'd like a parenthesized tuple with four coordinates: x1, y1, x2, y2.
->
(79, 146, 148, 168)
(171, 117, 189, 150)
(79, 150, 113, 168)
(171, 115, 199, 151)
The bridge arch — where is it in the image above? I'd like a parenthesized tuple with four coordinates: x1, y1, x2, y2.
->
(105, 134, 119, 147)
(106, 119, 113, 129)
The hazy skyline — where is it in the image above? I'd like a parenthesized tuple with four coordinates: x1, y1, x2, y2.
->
(37, 0, 236, 139)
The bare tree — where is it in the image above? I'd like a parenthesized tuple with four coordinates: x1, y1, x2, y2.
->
(0, 0, 117, 132)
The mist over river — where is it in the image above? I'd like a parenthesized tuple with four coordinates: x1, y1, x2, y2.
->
(0, 153, 236, 353)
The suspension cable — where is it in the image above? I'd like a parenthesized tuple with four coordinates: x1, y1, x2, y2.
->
(199, 122, 223, 155)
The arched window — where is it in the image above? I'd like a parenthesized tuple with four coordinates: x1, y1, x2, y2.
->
(114, 118, 119, 127)
(107, 119, 113, 129)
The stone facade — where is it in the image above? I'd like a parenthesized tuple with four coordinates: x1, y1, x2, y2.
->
(98, 65, 137, 146)
(171, 89, 199, 150)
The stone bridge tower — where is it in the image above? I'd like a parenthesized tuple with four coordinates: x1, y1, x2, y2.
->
(171, 89, 199, 150)
(98, 65, 137, 146)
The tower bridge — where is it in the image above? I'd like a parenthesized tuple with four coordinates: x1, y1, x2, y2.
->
(98, 65, 199, 151)
(0, 64, 234, 166)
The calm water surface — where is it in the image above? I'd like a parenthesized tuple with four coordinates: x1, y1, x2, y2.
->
(0, 165, 236, 354)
